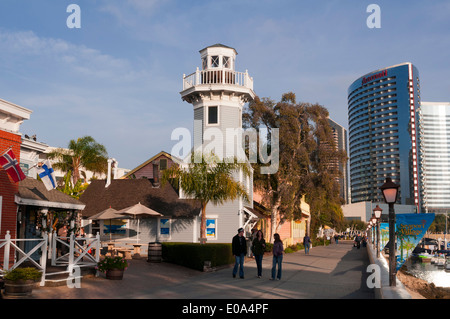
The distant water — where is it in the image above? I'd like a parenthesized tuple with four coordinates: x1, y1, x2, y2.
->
(404, 259, 450, 288)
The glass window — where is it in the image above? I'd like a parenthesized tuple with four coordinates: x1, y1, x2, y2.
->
(208, 106, 218, 124)
(223, 56, 230, 68)
(211, 56, 219, 68)
(159, 159, 167, 170)
(202, 57, 207, 70)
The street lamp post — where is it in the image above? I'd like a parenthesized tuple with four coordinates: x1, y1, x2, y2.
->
(380, 177, 400, 287)
(373, 205, 383, 258)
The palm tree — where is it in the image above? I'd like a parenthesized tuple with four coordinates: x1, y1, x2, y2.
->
(162, 152, 251, 242)
(47, 136, 108, 186)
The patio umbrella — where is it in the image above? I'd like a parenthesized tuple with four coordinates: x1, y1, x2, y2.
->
(88, 207, 127, 241)
(117, 202, 163, 243)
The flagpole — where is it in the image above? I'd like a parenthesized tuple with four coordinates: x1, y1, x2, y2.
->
(0, 146, 13, 156)
(23, 163, 39, 174)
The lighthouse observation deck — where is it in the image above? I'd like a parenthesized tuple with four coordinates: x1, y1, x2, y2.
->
(182, 68, 253, 91)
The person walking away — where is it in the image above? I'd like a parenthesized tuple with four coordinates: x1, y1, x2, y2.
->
(354, 234, 361, 249)
(271, 233, 284, 280)
(334, 234, 339, 244)
(232, 228, 247, 279)
(251, 230, 266, 278)
(303, 234, 311, 254)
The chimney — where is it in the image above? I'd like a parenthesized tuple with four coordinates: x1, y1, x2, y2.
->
(106, 158, 113, 188)
(113, 159, 118, 179)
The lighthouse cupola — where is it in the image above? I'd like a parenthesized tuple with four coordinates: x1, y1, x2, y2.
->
(200, 44, 237, 71)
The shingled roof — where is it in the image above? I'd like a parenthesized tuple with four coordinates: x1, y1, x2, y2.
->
(16, 178, 85, 210)
(79, 179, 201, 219)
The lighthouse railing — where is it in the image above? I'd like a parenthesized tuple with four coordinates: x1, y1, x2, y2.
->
(183, 69, 253, 91)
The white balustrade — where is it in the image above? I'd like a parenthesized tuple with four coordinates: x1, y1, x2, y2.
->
(183, 69, 253, 91)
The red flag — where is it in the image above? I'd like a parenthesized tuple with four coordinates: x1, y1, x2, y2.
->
(0, 148, 26, 183)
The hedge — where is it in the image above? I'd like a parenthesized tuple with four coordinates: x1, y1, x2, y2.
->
(161, 242, 235, 271)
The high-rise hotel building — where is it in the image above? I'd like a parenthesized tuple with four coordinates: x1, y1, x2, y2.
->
(348, 63, 421, 210)
(418, 102, 450, 213)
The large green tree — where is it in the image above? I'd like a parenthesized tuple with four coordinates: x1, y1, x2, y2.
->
(162, 152, 250, 242)
(243, 92, 347, 238)
(47, 136, 108, 186)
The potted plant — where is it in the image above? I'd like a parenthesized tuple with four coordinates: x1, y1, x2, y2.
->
(96, 256, 128, 280)
(3, 267, 42, 296)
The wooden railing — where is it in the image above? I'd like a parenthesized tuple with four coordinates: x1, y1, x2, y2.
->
(0, 230, 101, 287)
(0, 230, 48, 286)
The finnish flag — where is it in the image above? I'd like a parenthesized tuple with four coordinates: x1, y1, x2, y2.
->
(38, 160, 57, 191)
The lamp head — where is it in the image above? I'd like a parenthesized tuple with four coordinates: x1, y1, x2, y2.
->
(373, 205, 383, 219)
(380, 177, 399, 204)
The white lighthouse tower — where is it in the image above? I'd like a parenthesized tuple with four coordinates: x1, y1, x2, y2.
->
(180, 44, 257, 242)
(181, 44, 255, 159)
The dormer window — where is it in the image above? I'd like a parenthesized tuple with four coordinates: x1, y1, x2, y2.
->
(223, 56, 230, 69)
(211, 56, 219, 68)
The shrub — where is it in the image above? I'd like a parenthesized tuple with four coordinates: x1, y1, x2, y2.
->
(4, 267, 42, 281)
(162, 243, 234, 271)
(264, 242, 273, 253)
(284, 247, 294, 253)
(97, 256, 128, 273)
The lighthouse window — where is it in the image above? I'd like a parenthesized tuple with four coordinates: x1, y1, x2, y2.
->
(211, 56, 219, 68)
(208, 106, 218, 124)
(202, 57, 207, 70)
(223, 56, 230, 68)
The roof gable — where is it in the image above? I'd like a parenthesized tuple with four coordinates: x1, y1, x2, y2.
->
(121, 151, 176, 179)
(16, 178, 85, 210)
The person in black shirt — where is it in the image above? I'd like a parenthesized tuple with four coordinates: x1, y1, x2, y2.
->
(232, 228, 247, 278)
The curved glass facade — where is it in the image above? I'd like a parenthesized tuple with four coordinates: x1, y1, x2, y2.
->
(348, 63, 421, 209)
(418, 102, 450, 213)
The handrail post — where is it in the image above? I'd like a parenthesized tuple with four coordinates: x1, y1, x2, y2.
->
(69, 233, 74, 270)
(195, 67, 200, 86)
(95, 232, 101, 261)
(51, 231, 57, 266)
(245, 70, 248, 88)
(3, 231, 11, 271)
(40, 232, 48, 286)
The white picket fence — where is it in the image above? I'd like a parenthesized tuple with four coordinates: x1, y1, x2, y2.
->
(0, 230, 101, 286)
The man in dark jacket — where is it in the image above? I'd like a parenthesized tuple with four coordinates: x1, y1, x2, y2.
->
(232, 228, 247, 278)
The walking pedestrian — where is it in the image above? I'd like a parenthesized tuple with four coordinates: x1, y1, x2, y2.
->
(271, 233, 284, 280)
(334, 234, 339, 244)
(303, 234, 311, 254)
(232, 228, 247, 279)
(354, 234, 361, 249)
(251, 230, 266, 278)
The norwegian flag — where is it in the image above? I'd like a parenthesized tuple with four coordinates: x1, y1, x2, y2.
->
(0, 148, 26, 183)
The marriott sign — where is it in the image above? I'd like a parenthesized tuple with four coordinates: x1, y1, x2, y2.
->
(362, 69, 388, 84)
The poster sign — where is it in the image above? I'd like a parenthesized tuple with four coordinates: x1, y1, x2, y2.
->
(206, 219, 216, 238)
(379, 222, 389, 251)
(395, 213, 435, 270)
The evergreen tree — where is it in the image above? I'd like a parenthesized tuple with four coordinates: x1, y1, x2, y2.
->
(243, 92, 347, 239)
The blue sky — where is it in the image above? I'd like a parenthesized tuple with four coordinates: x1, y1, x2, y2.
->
(0, 0, 449, 169)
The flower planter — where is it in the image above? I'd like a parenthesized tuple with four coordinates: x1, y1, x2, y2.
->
(105, 269, 124, 280)
(4, 279, 37, 296)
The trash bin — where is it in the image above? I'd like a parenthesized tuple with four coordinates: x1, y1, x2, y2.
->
(147, 242, 162, 263)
